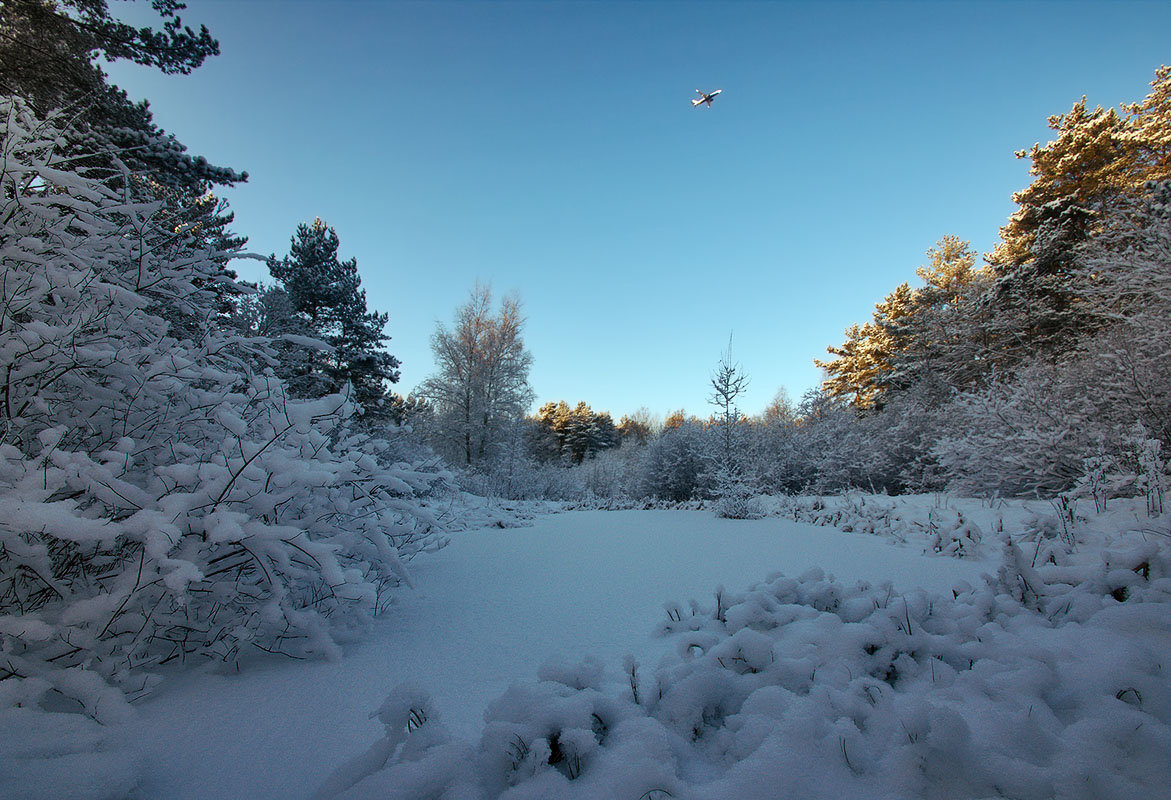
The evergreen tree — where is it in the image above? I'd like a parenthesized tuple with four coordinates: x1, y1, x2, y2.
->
(818, 237, 990, 410)
(531, 401, 569, 462)
(565, 402, 599, 463)
(0, 0, 240, 192)
(708, 340, 761, 518)
(993, 66, 1171, 270)
(984, 67, 1171, 367)
(528, 401, 619, 464)
(991, 99, 1128, 270)
(816, 283, 915, 409)
(1, 0, 248, 349)
(268, 219, 400, 409)
(1120, 65, 1171, 179)
(594, 411, 619, 453)
(887, 236, 990, 397)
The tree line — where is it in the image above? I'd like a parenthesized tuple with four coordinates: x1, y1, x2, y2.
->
(808, 66, 1171, 497)
(407, 66, 1171, 506)
(404, 65, 1171, 508)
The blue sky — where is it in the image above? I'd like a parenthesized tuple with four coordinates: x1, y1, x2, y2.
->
(105, 0, 1171, 420)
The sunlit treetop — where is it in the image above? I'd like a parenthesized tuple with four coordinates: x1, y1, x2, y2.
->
(992, 65, 1171, 269)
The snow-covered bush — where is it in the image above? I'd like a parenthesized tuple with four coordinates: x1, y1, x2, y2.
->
(780, 493, 990, 557)
(933, 362, 1094, 497)
(458, 456, 588, 502)
(934, 348, 1171, 500)
(1128, 423, 1166, 516)
(0, 100, 448, 714)
(1074, 450, 1115, 513)
(710, 465, 764, 520)
(749, 417, 812, 495)
(921, 507, 983, 558)
(579, 448, 636, 499)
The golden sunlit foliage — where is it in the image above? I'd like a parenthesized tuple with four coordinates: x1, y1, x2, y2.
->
(531, 400, 618, 463)
(819, 66, 1171, 412)
(817, 236, 987, 410)
(992, 65, 1171, 269)
(815, 290, 910, 410)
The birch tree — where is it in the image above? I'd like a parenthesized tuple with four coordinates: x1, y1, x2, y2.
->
(419, 285, 534, 466)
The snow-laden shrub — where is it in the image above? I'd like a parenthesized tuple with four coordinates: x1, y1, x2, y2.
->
(786, 494, 900, 539)
(921, 507, 983, 558)
(458, 456, 589, 501)
(1128, 422, 1166, 516)
(560, 496, 709, 512)
(780, 493, 993, 557)
(1073, 450, 1116, 513)
(310, 682, 475, 800)
(710, 465, 764, 520)
(933, 362, 1094, 497)
(1068, 424, 1169, 517)
(459, 444, 652, 504)
(0, 100, 448, 714)
(323, 523, 1171, 799)
(580, 447, 643, 500)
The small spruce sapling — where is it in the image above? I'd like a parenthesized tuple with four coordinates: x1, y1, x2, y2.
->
(708, 337, 763, 519)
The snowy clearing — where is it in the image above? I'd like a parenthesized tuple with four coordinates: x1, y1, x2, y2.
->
(305, 499, 1170, 800)
(8, 508, 992, 799)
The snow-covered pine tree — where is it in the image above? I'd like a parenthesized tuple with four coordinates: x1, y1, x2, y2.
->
(566, 402, 599, 464)
(0, 100, 447, 717)
(983, 67, 1171, 371)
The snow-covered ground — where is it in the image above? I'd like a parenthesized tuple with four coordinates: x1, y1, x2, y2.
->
(9, 499, 1169, 799)
(8, 508, 991, 799)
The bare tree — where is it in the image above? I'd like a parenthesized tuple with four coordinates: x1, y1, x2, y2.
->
(419, 285, 535, 466)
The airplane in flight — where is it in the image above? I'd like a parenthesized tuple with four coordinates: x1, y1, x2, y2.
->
(691, 88, 722, 107)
